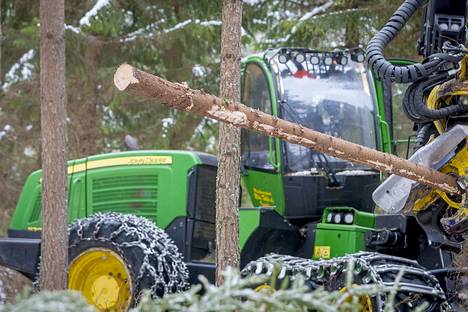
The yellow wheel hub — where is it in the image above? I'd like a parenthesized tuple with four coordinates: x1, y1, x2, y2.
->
(68, 248, 132, 311)
(340, 285, 373, 312)
(254, 284, 276, 294)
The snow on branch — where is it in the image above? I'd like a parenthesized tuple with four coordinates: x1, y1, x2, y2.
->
(79, 0, 111, 26)
(1, 49, 35, 92)
(265, 0, 334, 44)
(122, 19, 223, 42)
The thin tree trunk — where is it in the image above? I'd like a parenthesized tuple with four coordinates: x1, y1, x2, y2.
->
(78, 39, 101, 157)
(40, 0, 68, 290)
(215, 0, 243, 285)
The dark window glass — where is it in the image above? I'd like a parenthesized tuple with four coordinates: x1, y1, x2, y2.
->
(191, 166, 216, 262)
(241, 64, 274, 170)
(391, 83, 415, 158)
(276, 58, 377, 173)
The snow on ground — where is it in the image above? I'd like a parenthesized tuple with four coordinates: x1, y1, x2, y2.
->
(2, 49, 35, 92)
(79, 0, 111, 26)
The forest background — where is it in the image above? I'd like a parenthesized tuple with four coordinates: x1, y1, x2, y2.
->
(0, 0, 422, 235)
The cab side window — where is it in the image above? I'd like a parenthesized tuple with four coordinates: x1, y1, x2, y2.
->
(241, 64, 274, 170)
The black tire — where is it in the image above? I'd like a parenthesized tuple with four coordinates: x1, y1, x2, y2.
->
(68, 212, 189, 304)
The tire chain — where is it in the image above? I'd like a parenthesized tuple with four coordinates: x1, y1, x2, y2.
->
(242, 252, 451, 311)
(70, 212, 189, 296)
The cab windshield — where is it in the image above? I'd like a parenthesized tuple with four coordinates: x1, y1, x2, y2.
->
(274, 57, 377, 173)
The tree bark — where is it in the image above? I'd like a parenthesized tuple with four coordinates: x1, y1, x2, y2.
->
(215, 0, 243, 285)
(113, 64, 460, 195)
(40, 0, 68, 290)
(78, 38, 101, 157)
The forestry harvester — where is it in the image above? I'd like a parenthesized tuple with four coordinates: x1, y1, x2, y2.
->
(0, 0, 467, 311)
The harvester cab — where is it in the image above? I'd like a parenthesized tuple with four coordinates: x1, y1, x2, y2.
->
(241, 47, 383, 225)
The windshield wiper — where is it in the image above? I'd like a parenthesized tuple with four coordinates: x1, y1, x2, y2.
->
(312, 151, 342, 188)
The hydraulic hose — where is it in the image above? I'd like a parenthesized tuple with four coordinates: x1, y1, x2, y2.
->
(413, 122, 433, 151)
(368, 0, 468, 121)
(366, 0, 445, 83)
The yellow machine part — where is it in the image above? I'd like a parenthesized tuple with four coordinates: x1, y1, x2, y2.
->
(339, 285, 373, 312)
(413, 144, 468, 213)
(427, 55, 468, 135)
(414, 55, 468, 213)
(68, 248, 133, 311)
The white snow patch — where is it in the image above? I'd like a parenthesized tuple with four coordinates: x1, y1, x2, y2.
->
(3, 124, 13, 132)
(2, 49, 35, 91)
(192, 64, 206, 77)
(290, 1, 334, 35)
(79, 0, 111, 26)
(0, 277, 5, 304)
(122, 19, 221, 42)
(26, 124, 33, 131)
(286, 169, 320, 176)
(123, 10, 134, 27)
(64, 24, 80, 34)
(162, 118, 175, 128)
(163, 19, 192, 33)
(335, 170, 375, 176)
(0, 131, 6, 140)
(24, 146, 36, 157)
(198, 20, 222, 26)
(243, 0, 262, 5)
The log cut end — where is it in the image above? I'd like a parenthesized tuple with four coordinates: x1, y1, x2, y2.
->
(114, 63, 139, 91)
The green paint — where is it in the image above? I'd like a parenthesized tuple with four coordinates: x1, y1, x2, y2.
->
(371, 58, 415, 154)
(313, 207, 375, 259)
(241, 55, 285, 216)
(239, 208, 261, 249)
(10, 150, 203, 231)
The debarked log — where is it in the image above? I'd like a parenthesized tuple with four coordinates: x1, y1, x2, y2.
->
(114, 63, 461, 195)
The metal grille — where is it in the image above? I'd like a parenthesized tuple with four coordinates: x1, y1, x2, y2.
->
(28, 192, 42, 223)
(92, 174, 158, 218)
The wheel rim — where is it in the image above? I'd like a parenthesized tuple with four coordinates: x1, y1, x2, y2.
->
(254, 284, 276, 294)
(339, 285, 373, 312)
(68, 248, 133, 311)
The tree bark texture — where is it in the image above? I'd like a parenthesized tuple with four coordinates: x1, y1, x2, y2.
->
(113, 64, 460, 195)
(215, 0, 243, 285)
(40, 0, 68, 290)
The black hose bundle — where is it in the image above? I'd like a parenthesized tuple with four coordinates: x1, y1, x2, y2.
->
(366, 0, 468, 121)
(413, 122, 434, 151)
(366, 0, 448, 83)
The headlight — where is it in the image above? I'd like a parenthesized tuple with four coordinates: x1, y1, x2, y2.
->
(323, 55, 333, 66)
(278, 53, 289, 64)
(333, 213, 342, 224)
(344, 213, 354, 224)
(338, 56, 348, 65)
(294, 53, 305, 63)
(309, 55, 320, 65)
(327, 213, 333, 223)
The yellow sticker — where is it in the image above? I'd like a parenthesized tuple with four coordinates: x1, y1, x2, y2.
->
(68, 156, 173, 174)
(314, 246, 331, 259)
(253, 187, 275, 206)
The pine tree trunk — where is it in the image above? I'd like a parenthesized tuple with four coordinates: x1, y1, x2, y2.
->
(39, 0, 68, 290)
(215, 0, 243, 286)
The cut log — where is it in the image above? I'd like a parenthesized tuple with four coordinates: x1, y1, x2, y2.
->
(113, 64, 461, 195)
